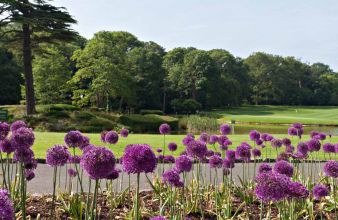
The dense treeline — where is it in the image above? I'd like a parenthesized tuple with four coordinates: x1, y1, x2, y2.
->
(1, 30, 338, 112)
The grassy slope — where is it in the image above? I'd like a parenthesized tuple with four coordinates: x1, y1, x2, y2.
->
(32, 132, 338, 160)
(212, 105, 338, 125)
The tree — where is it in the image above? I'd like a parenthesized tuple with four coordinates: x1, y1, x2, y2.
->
(0, 0, 77, 114)
(0, 48, 22, 104)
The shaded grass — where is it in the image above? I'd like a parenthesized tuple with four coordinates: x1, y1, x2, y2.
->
(32, 132, 338, 160)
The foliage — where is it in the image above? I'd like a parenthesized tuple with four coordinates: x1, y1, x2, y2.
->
(170, 99, 201, 114)
(186, 115, 219, 133)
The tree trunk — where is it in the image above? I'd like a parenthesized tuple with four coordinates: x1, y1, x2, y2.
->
(22, 20, 36, 115)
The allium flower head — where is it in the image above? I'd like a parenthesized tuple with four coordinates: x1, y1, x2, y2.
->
(100, 131, 108, 143)
(168, 142, 178, 151)
(68, 155, 81, 164)
(252, 148, 261, 158)
(186, 140, 207, 159)
(106, 169, 120, 180)
(285, 145, 295, 153)
(277, 152, 290, 161)
(67, 168, 78, 178)
(156, 148, 162, 153)
(310, 131, 319, 138)
(255, 172, 291, 202)
(209, 135, 218, 144)
(273, 160, 294, 177)
(255, 139, 263, 146)
(122, 144, 157, 174)
(220, 124, 231, 135)
(317, 133, 326, 140)
(288, 127, 298, 136)
(11, 127, 35, 149)
(312, 184, 329, 199)
(79, 136, 90, 150)
(105, 131, 119, 144)
(182, 135, 195, 146)
(80, 146, 116, 180)
(159, 123, 170, 135)
(249, 130, 260, 141)
(209, 155, 223, 168)
(323, 143, 335, 153)
(219, 145, 228, 151)
(307, 138, 321, 152)
(199, 132, 209, 143)
(10, 120, 26, 132)
(206, 149, 214, 157)
(164, 155, 175, 163)
(13, 148, 34, 164)
(0, 122, 9, 141)
(218, 135, 228, 146)
(223, 158, 235, 169)
(0, 138, 15, 154)
(282, 138, 291, 146)
(288, 182, 309, 199)
(46, 145, 70, 167)
(258, 163, 272, 174)
(150, 216, 167, 220)
(261, 133, 273, 142)
(0, 188, 15, 220)
(162, 169, 182, 187)
(225, 150, 236, 161)
(175, 155, 193, 173)
(235, 144, 251, 161)
(271, 138, 283, 148)
(120, 128, 129, 137)
(297, 142, 308, 155)
(25, 170, 35, 181)
(65, 130, 84, 148)
(293, 123, 303, 129)
(323, 160, 338, 178)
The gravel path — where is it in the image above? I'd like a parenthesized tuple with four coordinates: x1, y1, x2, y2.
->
(0, 162, 325, 194)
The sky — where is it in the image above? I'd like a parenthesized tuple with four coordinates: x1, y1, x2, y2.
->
(54, 0, 338, 71)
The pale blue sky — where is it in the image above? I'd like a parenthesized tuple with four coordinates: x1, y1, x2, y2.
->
(54, 0, 338, 71)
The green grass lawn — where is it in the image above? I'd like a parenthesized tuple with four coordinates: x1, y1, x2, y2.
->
(31, 132, 338, 160)
(212, 105, 338, 125)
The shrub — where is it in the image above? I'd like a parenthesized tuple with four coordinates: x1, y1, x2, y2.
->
(170, 99, 201, 114)
(73, 111, 95, 121)
(186, 115, 219, 134)
(140, 109, 164, 115)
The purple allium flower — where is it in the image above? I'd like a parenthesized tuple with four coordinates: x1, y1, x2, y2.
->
(25, 169, 35, 181)
(24, 159, 37, 170)
(323, 143, 335, 153)
(288, 182, 309, 199)
(285, 145, 295, 153)
(186, 140, 207, 159)
(226, 150, 236, 161)
(310, 131, 319, 138)
(323, 160, 338, 178)
(79, 136, 90, 150)
(100, 131, 108, 143)
(13, 148, 34, 164)
(258, 163, 272, 174)
(255, 139, 263, 146)
(159, 123, 170, 135)
(209, 135, 219, 144)
(297, 142, 308, 156)
(105, 131, 119, 144)
(0, 138, 15, 154)
(82, 144, 95, 153)
(282, 138, 291, 146)
(65, 130, 84, 148)
(261, 133, 273, 142)
(254, 172, 291, 202)
(122, 144, 157, 174)
(120, 128, 129, 138)
(206, 149, 214, 157)
(164, 155, 175, 163)
(271, 138, 283, 148)
(217, 135, 228, 146)
(0, 188, 15, 220)
(293, 123, 303, 129)
(291, 152, 307, 160)
(182, 135, 195, 146)
(220, 124, 231, 135)
(106, 169, 120, 180)
(209, 155, 223, 168)
(199, 132, 209, 143)
(288, 127, 298, 136)
(249, 130, 260, 141)
(235, 144, 251, 161)
(68, 155, 81, 164)
(11, 127, 35, 150)
(312, 184, 329, 199)
(156, 148, 162, 153)
(46, 145, 71, 167)
(81, 146, 116, 180)
(157, 154, 164, 162)
(252, 148, 261, 158)
(273, 160, 294, 177)
(277, 152, 290, 161)
(223, 158, 235, 169)
(317, 133, 326, 141)
(219, 145, 228, 151)
(307, 138, 321, 152)
(10, 120, 26, 132)
(67, 168, 78, 178)
(168, 142, 178, 151)
(150, 216, 167, 220)
(162, 169, 181, 187)
(175, 155, 193, 173)
(0, 122, 9, 141)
